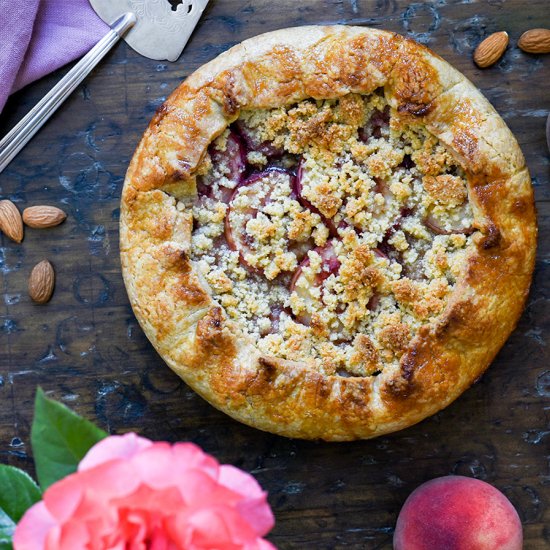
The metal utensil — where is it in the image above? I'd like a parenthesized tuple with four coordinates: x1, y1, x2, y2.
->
(0, 0, 209, 175)
(90, 0, 209, 62)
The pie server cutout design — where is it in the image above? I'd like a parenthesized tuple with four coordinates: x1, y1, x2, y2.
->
(89, 0, 210, 62)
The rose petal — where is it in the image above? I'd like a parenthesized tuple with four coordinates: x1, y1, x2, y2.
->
(149, 527, 180, 550)
(252, 540, 278, 550)
(170, 469, 240, 509)
(170, 505, 258, 548)
(171, 443, 220, 476)
(13, 501, 56, 550)
(234, 495, 275, 539)
(55, 518, 91, 550)
(14, 437, 276, 550)
(219, 465, 275, 536)
(132, 444, 226, 499)
(79, 433, 152, 472)
(113, 485, 184, 516)
(219, 465, 265, 500)
(45, 460, 141, 520)
(41, 477, 85, 523)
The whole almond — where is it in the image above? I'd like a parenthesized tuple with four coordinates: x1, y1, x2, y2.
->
(0, 200, 23, 243)
(29, 260, 55, 304)
(518, 28, 550, 54)
(23, 205, 67, 228)
(474, 31, 509, 68)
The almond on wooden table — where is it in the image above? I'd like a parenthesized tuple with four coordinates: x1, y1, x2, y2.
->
(0, 199, 23, 243)
(28, 260, 55, 304)
(474, 31, 509, 68)
(23, 205, 67, 228)
(518, 28, 550, 54)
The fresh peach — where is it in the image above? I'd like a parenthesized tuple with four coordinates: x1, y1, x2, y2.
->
(393, 476, 522, 550)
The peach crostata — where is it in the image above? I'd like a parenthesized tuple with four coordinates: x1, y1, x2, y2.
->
(121, 26, 536, 440)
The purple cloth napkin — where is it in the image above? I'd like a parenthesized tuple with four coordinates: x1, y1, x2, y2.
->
(0, 0, 109, 112)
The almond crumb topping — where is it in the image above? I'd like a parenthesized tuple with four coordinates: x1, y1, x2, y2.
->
(190, 92, 475, 377)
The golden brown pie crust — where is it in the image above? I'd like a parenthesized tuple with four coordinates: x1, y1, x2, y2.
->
(120, 26, 536, 441)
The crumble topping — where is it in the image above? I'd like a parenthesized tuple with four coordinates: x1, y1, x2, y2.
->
(190, 92, 475, 376)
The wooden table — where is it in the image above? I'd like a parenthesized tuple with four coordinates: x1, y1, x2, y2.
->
(1, 1, 548, 547)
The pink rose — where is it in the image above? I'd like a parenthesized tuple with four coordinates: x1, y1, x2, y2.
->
(14, 434, 276, 550)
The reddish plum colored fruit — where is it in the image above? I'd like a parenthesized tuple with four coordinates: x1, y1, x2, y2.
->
(393, 476, 522, 550)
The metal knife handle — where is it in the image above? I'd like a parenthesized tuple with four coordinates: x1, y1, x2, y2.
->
(0, 12, 136, 175)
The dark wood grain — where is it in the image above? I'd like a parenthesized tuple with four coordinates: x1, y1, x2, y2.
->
(1, 1, 549, 548)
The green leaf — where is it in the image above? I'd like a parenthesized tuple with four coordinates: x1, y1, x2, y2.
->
(0, 465, 41, 522)
(31, 388, 108, 490)
(0, 507, 15, 550)
(0, 465, 42, 550)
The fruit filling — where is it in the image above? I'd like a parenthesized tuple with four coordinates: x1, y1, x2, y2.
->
(190, 93, 475, 376)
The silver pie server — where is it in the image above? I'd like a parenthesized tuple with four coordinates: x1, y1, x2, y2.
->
(0, 0, 209, 175)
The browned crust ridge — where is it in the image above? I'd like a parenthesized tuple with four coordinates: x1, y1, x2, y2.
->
(120, 26, 536, 441)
